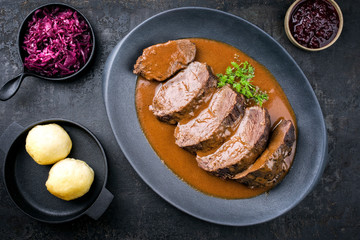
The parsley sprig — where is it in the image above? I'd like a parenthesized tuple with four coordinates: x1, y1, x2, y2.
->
(217, 61, 269, 106)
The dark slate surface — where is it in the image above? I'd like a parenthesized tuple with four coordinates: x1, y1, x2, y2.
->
(0, 0, 358, 239)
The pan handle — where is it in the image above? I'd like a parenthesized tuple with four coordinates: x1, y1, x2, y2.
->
(0, 73, 29, 101)
(85, 187, 113, 220)
(0, 122, 24, 155)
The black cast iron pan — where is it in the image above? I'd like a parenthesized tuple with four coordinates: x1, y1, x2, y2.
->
(0, 119, 113, 223)
(0, 3, 95, 101)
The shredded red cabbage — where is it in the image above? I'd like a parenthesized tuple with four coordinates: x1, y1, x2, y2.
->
(22, 6, 93, 77)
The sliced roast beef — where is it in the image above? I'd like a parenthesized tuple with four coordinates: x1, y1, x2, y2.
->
(149, 61, 217, 124)
(133, 39, 196, 81)
(232, 120, 296, 188)
(196, 106, 271, 179)
(174, 85, 245, 152)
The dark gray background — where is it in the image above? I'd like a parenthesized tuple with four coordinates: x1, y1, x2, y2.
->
(0, 0, 358, 239)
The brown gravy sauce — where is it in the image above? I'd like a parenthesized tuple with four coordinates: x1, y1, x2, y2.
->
(135, 38, 297, 199)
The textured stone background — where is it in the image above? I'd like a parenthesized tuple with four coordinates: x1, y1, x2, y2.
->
(0, 0, 359, 239)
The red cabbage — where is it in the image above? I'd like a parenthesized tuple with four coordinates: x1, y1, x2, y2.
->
(22, 6, 93, 77)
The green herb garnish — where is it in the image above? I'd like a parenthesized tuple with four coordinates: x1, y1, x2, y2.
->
(217, 60, 269, 106)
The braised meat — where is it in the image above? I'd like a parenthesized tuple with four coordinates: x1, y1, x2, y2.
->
(232, 120, 296, 188)
(196, 106, 271, 179)
(133, 39, 196, 81)
(174, 85, 245, 152)
(149, 61, 217, 124)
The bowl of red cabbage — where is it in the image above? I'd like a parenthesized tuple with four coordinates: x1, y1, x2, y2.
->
(0, 3, 95, 101)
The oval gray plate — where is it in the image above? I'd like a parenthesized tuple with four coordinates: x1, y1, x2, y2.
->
(103, 7, 327, 226)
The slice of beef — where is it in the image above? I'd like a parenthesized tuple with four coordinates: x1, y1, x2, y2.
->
(133, 39, 196, 81)
(174, 85, 245, 153)
(196, 106, 271, 179)
(149, 61, 217, 124)
(232, 120, 296, 188)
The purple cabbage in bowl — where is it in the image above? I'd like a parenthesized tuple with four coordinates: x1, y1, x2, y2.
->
(22, 6, 93, 77)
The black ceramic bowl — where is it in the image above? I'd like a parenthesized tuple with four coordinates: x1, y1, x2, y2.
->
(0, 3, 95, 101)
(0, 119, 113, 223)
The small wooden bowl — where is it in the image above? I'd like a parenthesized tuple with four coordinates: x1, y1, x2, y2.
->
(284, 0, 343, 51)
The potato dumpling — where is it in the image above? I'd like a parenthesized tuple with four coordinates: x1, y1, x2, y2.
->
(46, 158, 94, 201)
(25, 123, 72, 165)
